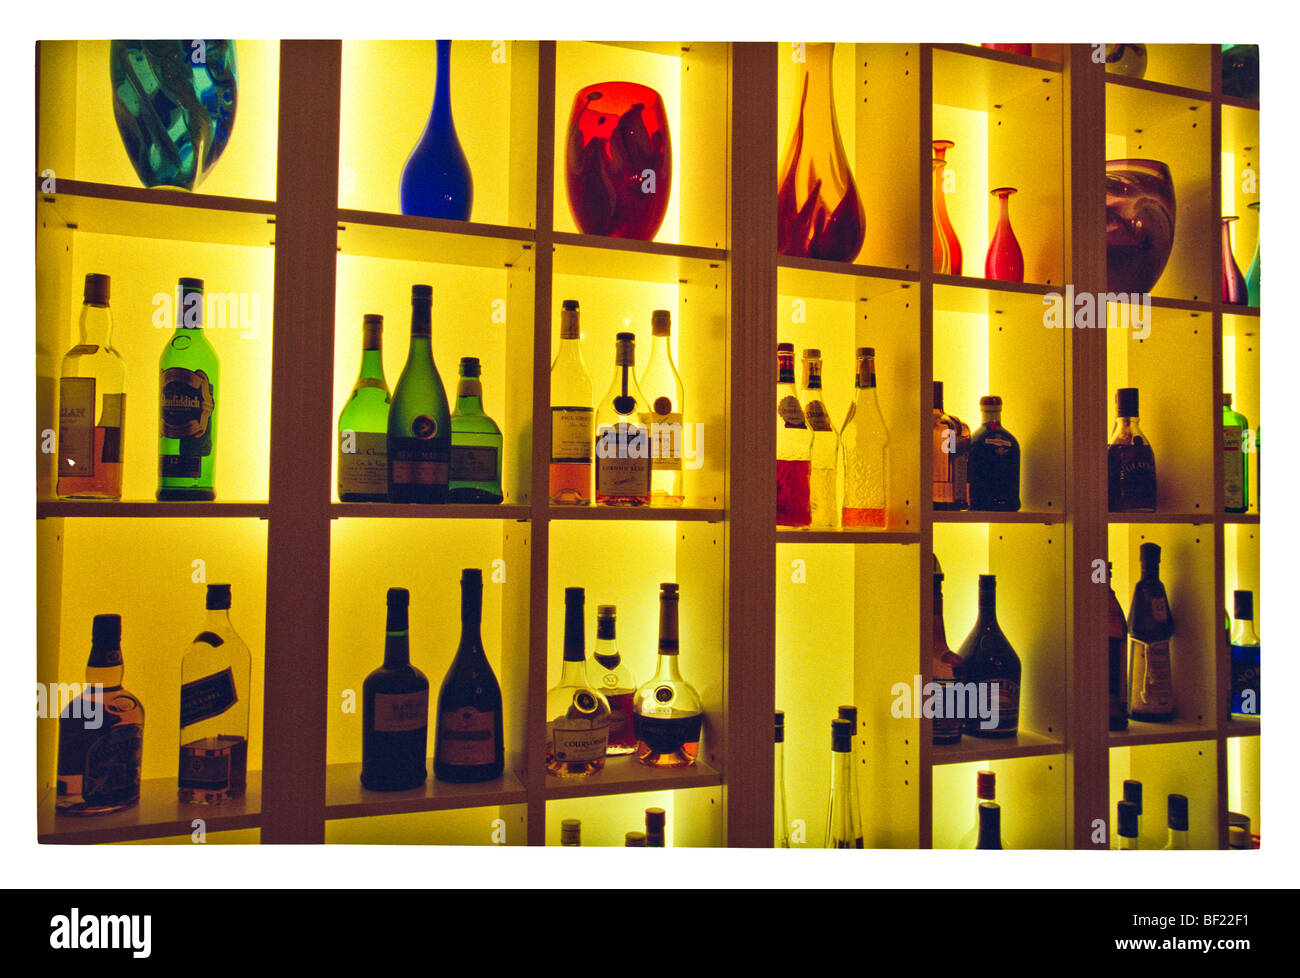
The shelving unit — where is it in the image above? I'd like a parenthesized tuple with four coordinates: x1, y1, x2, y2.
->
(35, 41, 1259, 849)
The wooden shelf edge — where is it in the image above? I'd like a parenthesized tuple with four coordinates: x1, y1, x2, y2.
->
(37, 501, 270, 519)
(324, 764, 528, 820)
(1226, 717, 1260, 738)
(776, 254, 920, 284)
(930, 730, 1064, 766)
(541, 758, 721, 800)
(546, 506, 725, 523)
(330, 503, 532, 521)
(1106, 512, 1214, 525)
(550, 230, 727, 264)
(932, 274, 1063, 297)
(930, 43, 1065, 74)
(1104, 73, 1213, 104)
(336, 208, 536, 243)
(930, 511, 1064, 525)
(1107, 722, 1218, 748)
(775, 529, 921, 545)
(37, 176, 276, 216)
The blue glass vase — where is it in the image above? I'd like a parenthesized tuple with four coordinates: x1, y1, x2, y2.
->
(400, 40, 473, 221)
(110, 40, 237, 191)
(1246, 201, 1260, 306)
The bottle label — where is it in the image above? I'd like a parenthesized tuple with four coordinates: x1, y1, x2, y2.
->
(180, 667, 239, 727)
(438, 707, 496, 766)
(339, 431, 388, 496)
(160, 368, 215, 439)
(990, 679, 1019, 731)
(1224, 424, 1246, 509)
(161, 454, 202, 479)
(178, 739, 240, 789)
(374, 690, 429, 733)
(549, 717, 609, 762)
(595, 423, 651, 496)
(58, 377, 96, 478)
(551, 407, 593, 463)
(1130, 639, 1173, 713)
(389, 438, 448, 487)
(804, 400, 833, 432)
(633, 712, 703, 755)
(778, 395, 806, 429)
(82, 722, 144, 807)
(449, 445, 499, 483)
(638, 410, 684, 471)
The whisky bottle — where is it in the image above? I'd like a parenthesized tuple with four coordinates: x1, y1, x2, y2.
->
(158, 277, 218, 500)
(361, 588, 429, 791)
(836, 705, 865, 848)
(549, 300, 594, 505)
(1223, 393, 1250, 514)
(595, 332, 652, 505)
(633, 583, 705, 768)
(959, 770, 998, 848)
(337, 314, 390, 502)
(645, 807, 666, 847)
(639, 309, 686, 506)
(178, 584, 251, 804)
(967, 395, 1020, 512)
(560, 818, 581, 846)
(388, 284, 451, 504)
(546, 587, 612, 776)
(1161, 794, 1190, 849)
(974, 801, 1003, 850)
(840, 347, 890, 527)
(1127, 542, 1175, 722)
(932, 381, 969, 510)
(1108, 562, 1130, 731)
(56, 615, 144, 815)
(1123, 779, 1143, 842)
(1108, 387, 1157, 512)
(800, 348, 839, 528)
(433, 569, 505, 783)
(931, 555, 964, 745)
(1229, 590, 1260, 717)
(825, 718, 855, 848)
(448, 357, 504, 504)
(776, 342, 811, 526)
(587, 604, 637, 755)
(57, 273, 125, 500)
(775, 710, 790, 848)
(954, 575, 1021, 737)
(1116, 800, 1140, 850)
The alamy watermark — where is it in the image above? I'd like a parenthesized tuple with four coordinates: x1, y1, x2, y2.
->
(1043, 285, 1151, 340)
(37, 682, 102, 727)
(890, 675, 1002, 731)
(152, 290, 264, 339)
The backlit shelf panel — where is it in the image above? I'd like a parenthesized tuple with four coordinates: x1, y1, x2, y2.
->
(330, 503, 532, 521)
(930, 728, 1064, 765)
(1104, 72, 1212, 104)
(552, 233, 726, 285)
(336, 209, 535, 268)
(1106, 512, 1213, 525)
(933, 43, 1064, 74)
(547, 505, 724, 523)
(933, 274, 1065, 299)
(931, 510, 1064, 525)
(324, 764, 526, 819)
(776, 257, 919, 302)
(541, 755, 720, 801)
(37, 501, 270, 520)
(1226, 717, 1261, 739)
(1107, 719, 1218, 748)
(776, 529, 921, 545)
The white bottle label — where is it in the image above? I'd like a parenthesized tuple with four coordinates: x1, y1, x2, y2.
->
(338, 431, 388, 496)
(58, 377, 95, 478)
(639, 411, 683, 471)
(450, 445, 499, 483)
(595, 422, 651, 496)
(549, 717, 609, 762)
(551, 407, 593, 463)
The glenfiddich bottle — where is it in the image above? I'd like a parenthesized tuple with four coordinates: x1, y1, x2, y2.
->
(954, 575, 1021, 737)
(639, 310, 686, 506)
(825, 718, 855, 849)
(633, 583, 705, 767)
(549, 300, 594, 505)
(158, 277, 218, 500)
(1127, 542, 1175, 722)
(587, 604, 636, 755)
(388, 285, 451, 503)
(1223, 393, 1250, 514)
(57, 273, 125, 500)
(967, 395, 1020, 511)
(433, 569, 505, 783)
(361, 588, 429, 791)
(776, 342, 811, 526)
(1108, 387, 1156, 512)
(448, 358, 504, 504)
(800, 348, 838, 528)
(932, 381, 969, 510)
(337, 314, 391, 502)
(546, 588, 612, 776)
(932, 555, 963, 745)
(594, 332, 652, 506)
(1108, 562, 1130, 731)
(56, 615, 144, 815)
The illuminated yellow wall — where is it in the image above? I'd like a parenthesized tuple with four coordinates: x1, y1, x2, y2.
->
(1109, 741, 1218, 849)
(933, 757, 1066, 849)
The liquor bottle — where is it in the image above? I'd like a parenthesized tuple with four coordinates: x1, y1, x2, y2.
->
(1116, 800, 1140, 850)
(837, 705, 865, 848)
(633, 583, 705, 768)
(546, 587, 612, 776)
(1223, 393, 1250, 514)
(549, 300, 594, 505)
(1108, 387, 1157, 513)
(1229, 590, 1260, 717)
(967, 395, 1020, 512)
(840, 347, 890, 527)
(587, 604, 636, 755)
(560, 818, 582, 846)
(625, 831, 647, 847)
(776, 342, 811, 527)
(1108, 562, 1130, 731)
(639, 309, 686, 506)
(825, 718, 855, 849)
(954, 575, 1021, 737)
(388, 284, 451, 504)
(178, 584, 251, 804)
(932, 555, 964, 745)
(594, 332, 652, 506)
(448, 357, 504, 504)
(1161, 794, 1190, 849)
(57, 273, 125, 500)
(56, 614, 144, 815)
(158, 277, 218, 500)
(645, 807, 666, 847)
(800, 348, 838, 528)
(1123, 779, 1143, 841)
(959, 770, 997, 848)
(1127, 542, 1175, 722)
(932, 381, 970, 511)
(974, 802, 1003, 850)
(337, 314, 391, 502)
(774, 710, 791, 848)
(361, 588, 429, 791)
(433, 569, 505, 783)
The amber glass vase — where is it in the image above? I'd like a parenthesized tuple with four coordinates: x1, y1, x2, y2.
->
(985, 187, 1024, 282)
(932, 140, 962, 275)
(777, 42, 864, 262)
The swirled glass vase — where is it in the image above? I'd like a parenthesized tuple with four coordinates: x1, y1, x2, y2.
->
(1105, 159, 1176, 294)
(110, 40, 237, 191)
(932, 140, 962, 275)
(400, 39, 473, 221)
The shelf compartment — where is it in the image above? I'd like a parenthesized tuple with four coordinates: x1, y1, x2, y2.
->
(552, 235, 727, 284)
(324, 763, 526, 819)
(930, 729, 1064, 765)
(932, 755, 1066, 848)
(541, 755, 721, 801)
(934, 44, 1064, 72)
(1109, 739, 1218, 849)
(545, 783, 721, 846)
(336, 210, 535, 268)
(1227, 736, 1260, 844)
(1103, 44, 1211, 96)
(1224, 318, 1260, 517)
(1108, 719, 1219, 747)
(1221, 104, 1260, 311)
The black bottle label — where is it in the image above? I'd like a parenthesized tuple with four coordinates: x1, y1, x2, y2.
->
(160, 368, 214, 439)
(633, 712, 703, 753)
(81, 722, 144, 807)
(373, 691, 429, 732)
(180, 667, 238, 727)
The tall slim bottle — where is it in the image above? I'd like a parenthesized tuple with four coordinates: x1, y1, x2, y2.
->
(337, 314, 390, 502)
(825, 718, 855, 848)
(178, 584, 251, 804)
(644, 807, 666, 847)
(639, 309, 685, 506)
(801, 348, 838, 528)
(932, 555, 964, 745)
(776, 342, 811, 526)
(1223, 393, 1250, 514)
(974, 802, 1003, 849)
(1123, 779, 1143, 841)
(448, 357, 504, 504)
(1116, 800, 1140, 850)
(1108, 387, 1157, 512)
(837, 705, 865, 848)
(774, 710, 790, 848)
(57, 273, 125, 500)
(932, 381, 969, 511)
(1229, 590, 1260, 717)
(594, 332, 652, 506)
(954, 575, 1021, 737)
(158, 277, 218, 500)
(1128, 542, 1175, 722)
(587, 604, 637, 755)
(433, 569, 505, 783)
(549, 300, 593, 505)
(1161, 794, 1190, 849)
(967, 395, 1019, 512)
(959, 770, 997, 848)
(1108, 561, 1130, 731)
(387, 284, 451, 504)
(841, 347, 889, 527)
(633, 583, 705, 768)
(546, 587, 612, 776)
(361, 588, 429, 791)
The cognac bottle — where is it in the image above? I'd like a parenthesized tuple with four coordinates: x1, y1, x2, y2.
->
(587, 604, 637, 755)
(953, 574, 1021, 738)
(546, 587, 612, 776)
(1108, 387, 1157, 512)
(967, 395, 1020, 512)
(595, 332, 652, 505)
(633, 583, 704, 767)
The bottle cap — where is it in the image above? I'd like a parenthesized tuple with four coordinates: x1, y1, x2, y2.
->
(831, 717, 853, 752)
(933, 380, 944, 408)
(387, 587, 409, 608)
(83, 273, 110, 306)
(177, 278, 205, 326)
(1138, 541, 1161, 565)
(206, 584, 232, 611)
(179, 276, 205, 293)
(977, 770, 996, 800)
(1228, 825, 1249, 849)
(91, 613, 122, 645)
(363, 314, 383, 327)
(837, 705, 858, 726)
(660, 582, 679, 599)
(979, 395, 1003, 410)
(565, 586, 584, 606)
(856, 347, 876, 358)
(802, 348, 821, 359)
(1167, 793, 1189, 832)
(461, 568, 482, 588)
(1118, 800, 1139, 838)
(411, 284, 433, 303)
(776, 342, 794, 353)
(597, 604, 616, 619)
(645, 807, 666, 830)
(1233, 590, 1253, 620)
(1223, 392, 1233, 407)
(651, 309, 672, 336)
(978, 574, 997, 591)
(625, 831, 647, 847)
(1123, 779, 1142, 813)
(562, 299, 579, 311)
(1116, 387, 1140, 417)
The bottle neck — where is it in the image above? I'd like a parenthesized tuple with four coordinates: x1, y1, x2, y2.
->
(976, 804, 1002, 849)
(455, 376, 484, 414)
(80, 302, 114, 348)
(646, 333, 675, 371)
(592, 633, 619, 662)
(384, 607, 410, 669)
(357, 347, 385, 384)
(977, 589, 999, 622)
(980, 409, 1003, 428)
(854, 357, 877, 391)
(203, 608, 233, 632)
(1138, 562, 1161, 584)
(1165, 827, 1190, 849)
(432, 39, 453, 119)
(1230, 618, 1260, 646)
(460, 582, 483, 650)
(85, 655, 123, 690)
(559, 658, 588, 686)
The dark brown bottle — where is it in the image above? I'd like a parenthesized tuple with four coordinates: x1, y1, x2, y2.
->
(932, 381, 970, 510)
(1108, 387, 1157, 512)
(967, 396, 1020, 512)
(1128, 543, 1175, 722)
(954, 574, 1021, 738)
(1108, 561, 1129, 731)
(931, 555, 964, 744)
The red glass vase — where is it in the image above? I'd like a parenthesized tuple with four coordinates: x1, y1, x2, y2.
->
(982, 44, 1032, 57)
(1221, 216, 1248, 305)
(985, 187, 1025, 282)
(564, 82, 672, 240)
(932, 140, 962, 275)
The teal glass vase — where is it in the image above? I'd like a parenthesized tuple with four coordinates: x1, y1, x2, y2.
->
(110, 40, 238, 191)
(1246, 201, 1260, 306)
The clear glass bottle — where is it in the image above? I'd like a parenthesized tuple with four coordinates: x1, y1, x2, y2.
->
(840, 347, 889, 527)
(974, 801, 1003, 849)
(595, 332, 652, 506)
(448, 357, 504, 504)
(775, 710, 790, 848)
(837, 705, 864, 848)
(639, 309, 685, 506)
(1161, 794, 1190, 849)
(587, 604, 636, 755)
(1108, 387, 1157, 513)
(932, 381, 969, 511)
(776, 342, 811, 527)
(433, 569, 505, 783)
(633, 583, 704, 768)
(1116, 800, 1140, 850)
(1128, 542, 1175, 722)
(549, 300, 594, 505)
(560, 818, 581, 846)
(178, 584, 251, 804)
(388, 284, 451, 503)
(644, 807, 666, 847)
(967, 395, 1020, 512)
(361, 587, 429, 791)
(337, 314, 390, 502)
(1223, 393, 1250, 514)
(1229, 590, 1260, 717)
(546, 587, 612, 776)
(158, 277, 219, 500)
(800, 348, 839, 528)
(953, 575, 1021, 737)
(932, 555, 964, 745)
(1108, 562, 1130, 731)
(825, 718, 855, 848)
(959, 770, 997, 848)
(57, 273, 125, 500)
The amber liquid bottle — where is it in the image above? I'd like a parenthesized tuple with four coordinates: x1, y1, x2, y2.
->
(932, 381, 969, 510)
(1108, 387, 1157, 512)
(776, 342, 811, 526)
(1127, 542, 1175, 722)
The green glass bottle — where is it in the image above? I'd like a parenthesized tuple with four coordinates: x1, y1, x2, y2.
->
(448, 357, 503, 504)
(338, 315, 391, 502)
(1222, 393, 1250, 515)
(387, 285, 450, 504)
(158, 278, 218, 500)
